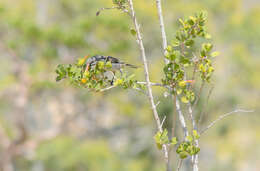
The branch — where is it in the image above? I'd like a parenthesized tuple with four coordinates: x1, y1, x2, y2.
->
(200, 109, 254, 135)
(137, 81, 170, 90)
(193, 81, 205, 108)
(154, 0, 189, 140)
(128, 0, 169, 164)
(177, 159, 183, 171)
(99, 85, 117, 92)
(175, 95, 189, 138)
(198, 85, 214, 126)
(155, 0, 169, 64)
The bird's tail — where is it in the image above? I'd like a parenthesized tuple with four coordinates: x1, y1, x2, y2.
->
(125, 63, 139, 69)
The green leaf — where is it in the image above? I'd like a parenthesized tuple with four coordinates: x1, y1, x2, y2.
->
(161, 129, 169, 144)
(211, 51, 220, 57)
(187, 135, 193, 142)
(179, 151, 188, 159)
(178, 80, 186, 87)
(178, 18, 185, 26)
(130, 28, 136, 36)
(181, 96, 189, 103)
(203, 43, 213, 52)
(154, 131, 161, 143)
(105, 61, 112, 68)
(194, 147, 200, 154)
(192, 130, 200, 139)
(97, 61, 105, 69)
(77, 56, 88, 66)
(204, 33, 212, 39)
(188, 16, 196, 25)
(156, 143, 162, 150)
(185, 39, 194, 46)
(165, 52, 170, 59)
(171, 40, 180, 47)
(176, 89, 182, 95)
(114, 79, 123, 86)
(166, 45, 173, 52)
(171, 137, 178, 145)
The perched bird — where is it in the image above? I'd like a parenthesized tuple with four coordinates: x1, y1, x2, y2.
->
(85, 55, 138, 71)
(84, 55, 138, 85)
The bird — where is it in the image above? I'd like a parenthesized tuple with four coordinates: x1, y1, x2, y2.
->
(85, 55, 138, 71)
(83, 55, 138, 85)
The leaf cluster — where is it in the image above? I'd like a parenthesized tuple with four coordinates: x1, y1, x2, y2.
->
(162, 11, 218, 103)
(55, 57, 144, 92)
(176, 130, 200, 159)
(154, 129, 177, 150)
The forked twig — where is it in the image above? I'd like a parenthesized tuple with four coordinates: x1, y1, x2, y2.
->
(200, 109, 254, 135)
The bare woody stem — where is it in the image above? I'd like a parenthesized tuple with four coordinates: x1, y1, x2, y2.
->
(154, 0, 189, 140)
(155, 0, 169, 64)
(177, 159, 183, 171)
(188, 103, 199, 171)
(127, 0, 169, 166)
(200, 109, 254, 135)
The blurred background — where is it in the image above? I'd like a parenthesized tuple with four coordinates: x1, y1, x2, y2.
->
(0, 0, 259, 170)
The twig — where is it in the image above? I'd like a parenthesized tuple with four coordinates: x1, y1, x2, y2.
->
(182, 51, 199, 171)
(193, 81, 205, 108)
(155, 0, 169, 64)
(99, 85, 117, 92)
(128, 0, 169, 165)
(198, 85, 214, 126)
(137, 81, 171, 90)
(188, 101, 199, 171)
(160, 116, 167, 128)
(96, 7, 118, 16)
(177, 159, 183, 171)
(155, 0, 189, 141)
(137, 81, 163, 87)
(96, 6, 130, 16)
(175, 95, 189, 138)
(200, 109, 254, 135)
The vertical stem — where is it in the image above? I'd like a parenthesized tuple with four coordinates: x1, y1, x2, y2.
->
(175, 96, 189, 138)
(177, 159, 183, 171)
(127, 0, 169, 169)
(188, 103, 199, 171)
(154, 0, 188, 139)
(155, 0, 169, 64)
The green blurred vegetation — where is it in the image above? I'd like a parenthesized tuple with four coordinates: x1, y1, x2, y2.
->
(0, 0, 259, 170)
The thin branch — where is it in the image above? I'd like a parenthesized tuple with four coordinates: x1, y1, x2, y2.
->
(96, 6, 130, 16)
(155, 0, 169, 64)
(200, 109, 254, 135)
(182, 50, 199, 171)
(175, 95, 189, 138)
(96, 7, 118, 16)
(99, 85, 117, 92)
(193, 81, 205, 108)
(128, 0, 169, 165)
(137, 81, 171, 90)
(188, 100, 199, 171)
(155, 0, 189, 141)
(172, 95, 177, 138)
(198, 85, 214, 127)
(160, 116, 167, 128)
(177, 159, 183, 171)
(137, 81, 163, 87)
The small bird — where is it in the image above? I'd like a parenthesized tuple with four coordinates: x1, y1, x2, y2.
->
(84, 55, 138, 85)
(85, 55, 138, 71)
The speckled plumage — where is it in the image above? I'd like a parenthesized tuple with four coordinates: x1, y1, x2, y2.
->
(86, 55, 138, 70)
